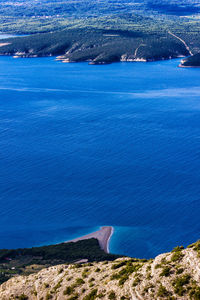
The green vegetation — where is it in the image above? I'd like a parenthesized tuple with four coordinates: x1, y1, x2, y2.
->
(82, 268, 90, 278)
(111, 261, 127, 270)
(0, 0, 200, 35)
(95, 267, 101, 272)
(83, 288, 98, 300)
(0, 0, 200, 64)
(172, 274, 191, 296)
(1, 241, 200, 300)
(172, 246, 184, 252)
(157, 284, 170, 297)
(0, 0, 200, 66)
(132, 275, 141, 287)
(52, 279, 63, 292)
(176, 267, 184, 275)
(17, 294, 29, 300)
(68, 294, 79, 300)
(0, 238, 118, 264)
(108, 291, 116, 299)
(171, 246, 184, 262)
(143, 283, 154, 293)
(63, 286, 75, 295)
(45, 293, 53, 300)
(187, 240, 200, 257)
(0, 238, 119, 284)
(189, 284, 200, 299)
(111, 260, 143, 285)
(0, 25, 191, 64)
(188, 240, 200, 250)
(75, 278, 85, 285)
(171, 251, 184, 262)
(160, 266, 171, 277)
(0, 0, 154, 34)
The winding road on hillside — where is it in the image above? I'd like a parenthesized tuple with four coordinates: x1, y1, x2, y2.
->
(134, 44, 146, 57)
(168, 30, 193, 56)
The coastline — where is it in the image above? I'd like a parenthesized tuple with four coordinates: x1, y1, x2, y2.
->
(66, 226, 114, 253)
(106, 226, 114, 253)
(178, 64, 200, 68)
(4, 53, 200, 68)
(0, 44, 199, 68)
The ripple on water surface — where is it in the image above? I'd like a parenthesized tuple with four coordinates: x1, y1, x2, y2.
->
(0, 57, 200, 257)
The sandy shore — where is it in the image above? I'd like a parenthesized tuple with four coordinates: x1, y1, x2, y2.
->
(0, 42, 11, 47)
(66, 226, 114, 253)
(178, 64, 200, 68)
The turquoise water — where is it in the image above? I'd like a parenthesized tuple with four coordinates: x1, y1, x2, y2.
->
(0, 56, 200, 258)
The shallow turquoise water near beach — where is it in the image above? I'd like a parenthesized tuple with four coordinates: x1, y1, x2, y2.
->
(0, 55, 200, 258)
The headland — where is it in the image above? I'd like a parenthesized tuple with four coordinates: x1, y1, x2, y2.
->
(66, 226, 114, 253)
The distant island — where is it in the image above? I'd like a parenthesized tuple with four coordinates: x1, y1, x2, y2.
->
(0, 0, 200, 65)
(0, 27, 196, 65)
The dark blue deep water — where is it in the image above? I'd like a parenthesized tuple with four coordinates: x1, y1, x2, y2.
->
(0, 56, 200, 258)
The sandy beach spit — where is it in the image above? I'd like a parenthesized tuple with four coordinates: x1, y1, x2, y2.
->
(178, 64, 200, 68)
(0, 43, 11, 47)
(66, 226, 114, 253)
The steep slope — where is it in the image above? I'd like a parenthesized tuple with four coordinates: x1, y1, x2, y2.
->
(0, 27, 191, 64)
(0, 239, 119, 285)
(1, 241, 200, 299)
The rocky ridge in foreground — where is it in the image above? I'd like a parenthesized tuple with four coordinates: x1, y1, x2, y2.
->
(0, 241, 200, 300)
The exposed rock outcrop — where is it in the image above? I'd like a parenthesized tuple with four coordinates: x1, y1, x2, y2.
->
(0, 241, 200, 299)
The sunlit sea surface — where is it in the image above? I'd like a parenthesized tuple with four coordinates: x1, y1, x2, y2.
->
(0, 53, 200, 258)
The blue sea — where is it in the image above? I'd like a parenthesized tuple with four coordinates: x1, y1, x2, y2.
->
(0, 55, 200, 258)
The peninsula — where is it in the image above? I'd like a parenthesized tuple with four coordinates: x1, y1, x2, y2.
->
(67, 226, 113, 253)
(0, 236, 119, 286)
(179, 53, 200, 68)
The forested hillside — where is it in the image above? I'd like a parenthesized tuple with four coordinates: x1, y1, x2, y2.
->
(0, 0, 200, 33)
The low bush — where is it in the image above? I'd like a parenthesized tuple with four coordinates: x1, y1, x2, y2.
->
(157, 285, 170, 297)
(160, 266, 171, 277)
(172, 274, 191, 296)
(83, 288, 98, 300)
(108, 291, 116, 299)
